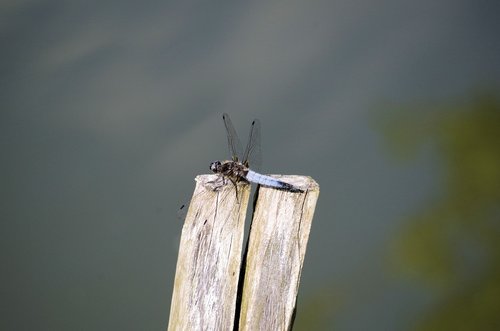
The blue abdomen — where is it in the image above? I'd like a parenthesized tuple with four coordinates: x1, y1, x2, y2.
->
(246, 170, 302, 192)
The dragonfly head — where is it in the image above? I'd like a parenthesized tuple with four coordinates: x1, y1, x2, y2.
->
(210, 161, 222, 173)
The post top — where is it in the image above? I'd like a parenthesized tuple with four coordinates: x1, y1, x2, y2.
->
(195, 174, 319, 193)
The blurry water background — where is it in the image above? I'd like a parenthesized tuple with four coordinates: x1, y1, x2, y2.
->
(1, 0, 499, 330)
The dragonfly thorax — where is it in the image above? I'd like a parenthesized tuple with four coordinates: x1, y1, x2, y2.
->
(210, 159, 250, 182)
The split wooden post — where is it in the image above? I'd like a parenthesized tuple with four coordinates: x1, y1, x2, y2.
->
(238, 175, 319, 331)
(168, 175, 250, 331)
(168, 174, 319, 331)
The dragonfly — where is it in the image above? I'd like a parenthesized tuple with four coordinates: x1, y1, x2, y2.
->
(209, 113, 303, 193)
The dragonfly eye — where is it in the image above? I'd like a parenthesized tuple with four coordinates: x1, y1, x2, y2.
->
(210, 161, 221, 173)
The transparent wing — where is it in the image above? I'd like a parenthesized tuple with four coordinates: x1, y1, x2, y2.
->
(222, 113, 243, 162)
(242, 118, 262, 172)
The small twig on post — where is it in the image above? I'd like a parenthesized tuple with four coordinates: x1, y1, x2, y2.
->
(238, 175, 319, 331)
(168, 175, 250, 331)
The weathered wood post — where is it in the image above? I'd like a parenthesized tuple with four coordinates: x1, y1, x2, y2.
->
(238, 175, 319, 330)
(168, 175, 250, 330)
(168, 174, 319, 331)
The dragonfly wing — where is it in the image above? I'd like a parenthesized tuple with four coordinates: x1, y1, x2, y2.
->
(222, 113, 243, 162)
(242, 118, 262, 171)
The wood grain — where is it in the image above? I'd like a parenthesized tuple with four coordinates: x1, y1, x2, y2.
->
(238, 175, 319, 331)
(168, 175, 250, 331)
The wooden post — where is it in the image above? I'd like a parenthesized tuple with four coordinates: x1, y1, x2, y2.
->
(168, 175, 250, 331)
(238, 175, 319, 331)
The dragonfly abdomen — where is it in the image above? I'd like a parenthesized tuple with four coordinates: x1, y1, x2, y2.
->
(246, 170, 302, 192)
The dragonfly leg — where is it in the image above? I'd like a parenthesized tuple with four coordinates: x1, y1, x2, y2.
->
(206, 175, 226, 191)
(228, 178, 239, 203)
